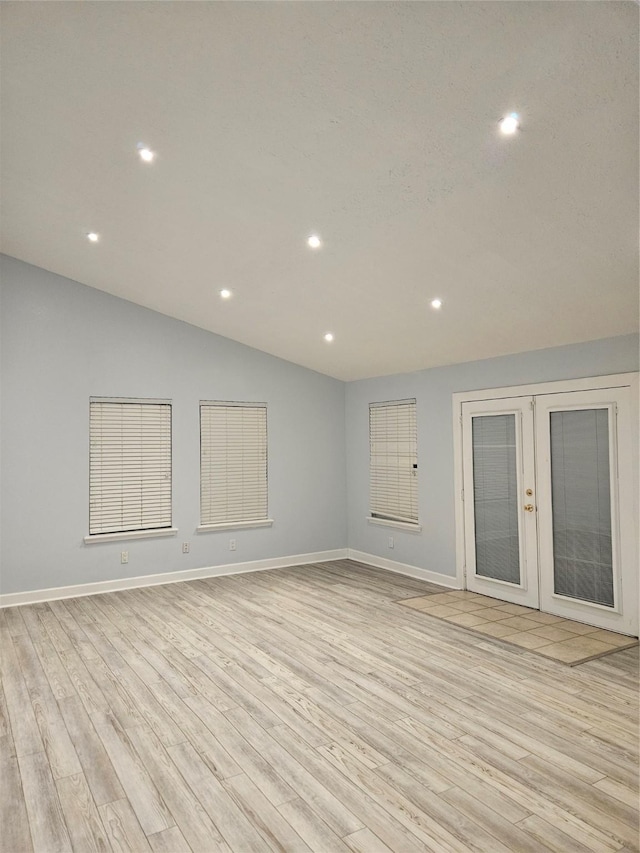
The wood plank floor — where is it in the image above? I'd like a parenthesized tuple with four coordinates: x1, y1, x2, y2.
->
(1, 559, 638, 853)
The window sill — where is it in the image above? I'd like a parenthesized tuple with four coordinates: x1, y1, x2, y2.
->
(84, 528, 178, 544)
(367, 517, 422, 533)
(197, 519, 274, 533)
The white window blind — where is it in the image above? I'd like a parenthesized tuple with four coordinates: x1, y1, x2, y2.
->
(200, 402, 268, 527)
(89, 399, 172, 536)
(369, 399, 418, 524)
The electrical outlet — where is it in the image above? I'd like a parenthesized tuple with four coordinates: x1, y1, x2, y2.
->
(182, 542, 190, 554)
(121, 551, 129, 564)
(229, 538, 236, 551)
(388, 536, 394, 549)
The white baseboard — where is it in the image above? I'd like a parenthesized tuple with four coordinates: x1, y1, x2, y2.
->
(0, 549, 349, 608)
(0, 547, 457, 608)
(347, 549, 461, 589)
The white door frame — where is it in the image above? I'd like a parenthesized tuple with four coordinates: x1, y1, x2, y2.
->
(452, 373, 639, 633)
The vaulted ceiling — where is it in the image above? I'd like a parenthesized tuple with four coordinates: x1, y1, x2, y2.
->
(1, 2, 637, 380)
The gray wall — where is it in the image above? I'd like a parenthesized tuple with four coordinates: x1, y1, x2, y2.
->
(0, 255, 347, 594)
(345, 334, 639, 578)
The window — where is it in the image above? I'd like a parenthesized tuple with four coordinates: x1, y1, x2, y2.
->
(369, 399, 419, 526)
(88, 399, 173, 538)
(199, 401, 271, 530)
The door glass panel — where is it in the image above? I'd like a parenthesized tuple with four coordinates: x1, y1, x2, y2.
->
(472, 415, 521, 584)
(550, 409, 614, 607)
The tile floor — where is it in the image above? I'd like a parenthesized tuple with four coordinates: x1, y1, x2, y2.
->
(400, 591, 638, 665)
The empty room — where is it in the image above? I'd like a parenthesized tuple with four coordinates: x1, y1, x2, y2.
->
(1, 2, 638, 852)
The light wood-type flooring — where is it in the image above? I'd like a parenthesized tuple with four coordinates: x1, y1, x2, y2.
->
(1, 559, 638, 853)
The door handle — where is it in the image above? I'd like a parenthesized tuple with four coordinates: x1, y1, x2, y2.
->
(524, 504, 535, 512)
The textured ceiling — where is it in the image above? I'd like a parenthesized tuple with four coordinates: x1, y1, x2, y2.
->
(1, 2, 638, 380)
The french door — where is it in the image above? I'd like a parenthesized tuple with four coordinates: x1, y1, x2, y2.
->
(462, 397, 539, 608)
(460, 379, 638, 635)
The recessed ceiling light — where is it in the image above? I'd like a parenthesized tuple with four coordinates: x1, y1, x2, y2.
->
(307, 234, 322, 249)
(499, 113, 520, 135)
(137, 143, 155, 162)
(86, 232, 99, 242)
(431, 298, 442, 309)
(324, 332, 334, 342)
(220, 289, 232, 299)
